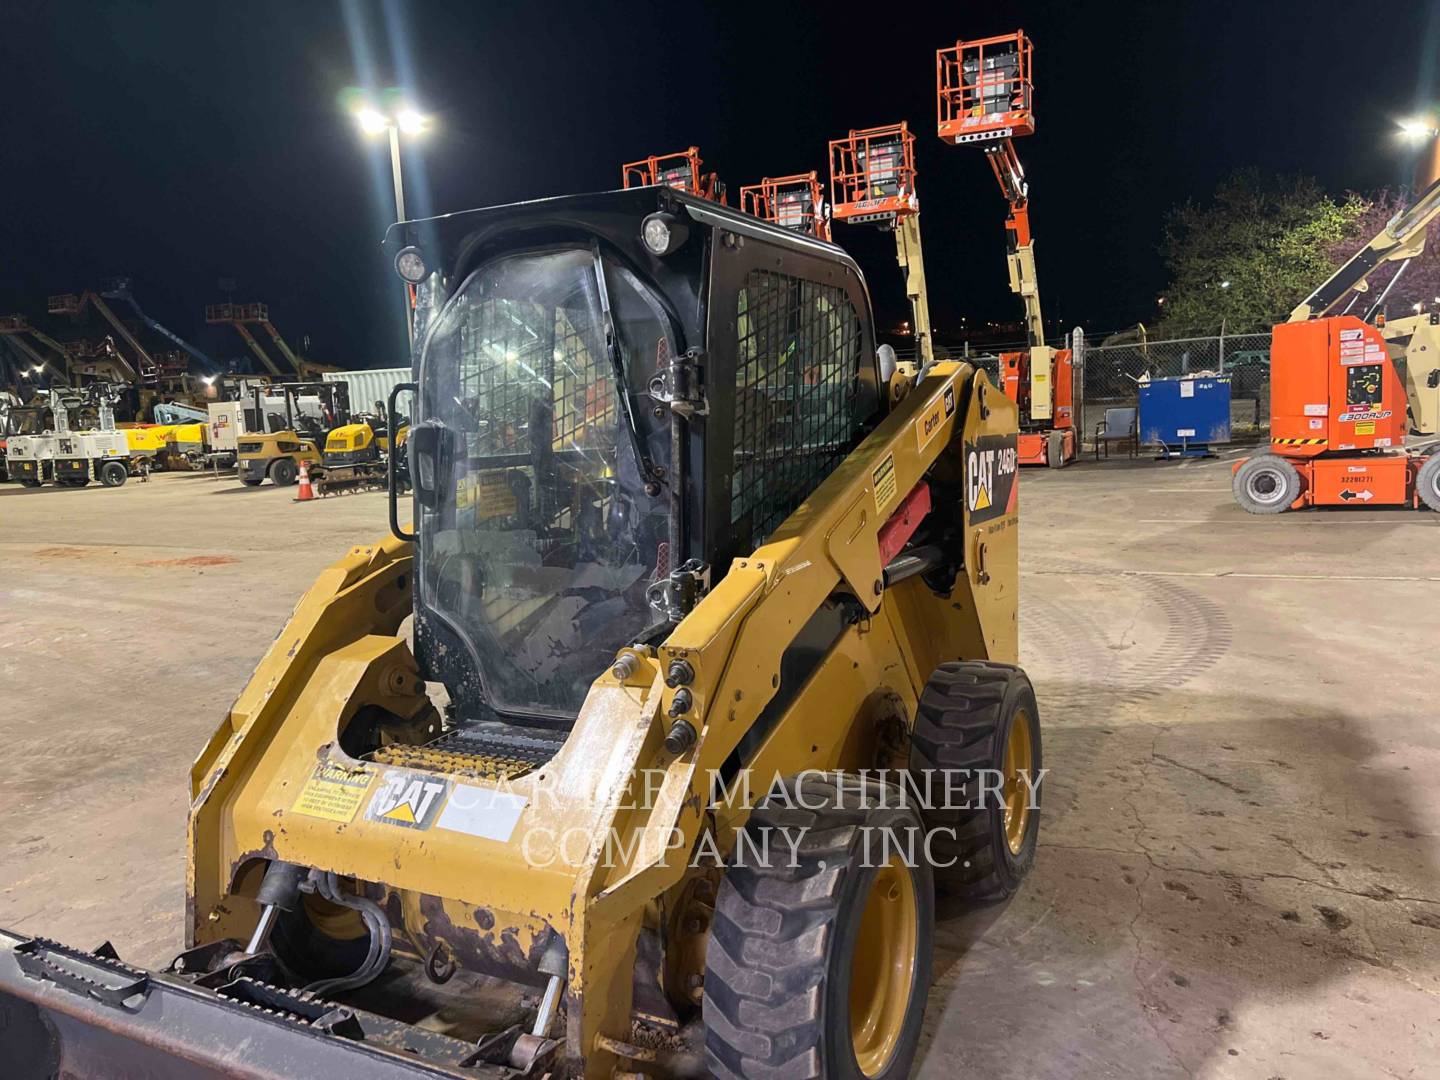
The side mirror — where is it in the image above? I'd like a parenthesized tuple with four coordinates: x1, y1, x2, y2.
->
(407, 419, 451, 511)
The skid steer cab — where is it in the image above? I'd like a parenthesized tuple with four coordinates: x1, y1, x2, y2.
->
(0, 187, 1041, 1079)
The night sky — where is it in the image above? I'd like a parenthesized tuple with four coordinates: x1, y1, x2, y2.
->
(3, 0, 1437, 371)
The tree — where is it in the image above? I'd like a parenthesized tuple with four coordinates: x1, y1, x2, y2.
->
(1321, 188, 1440, 320)
(1158, 170, 1369, 334)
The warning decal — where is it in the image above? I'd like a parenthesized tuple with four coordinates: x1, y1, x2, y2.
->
(872, 454, 898, 514)
(964, 434, 1019, 527)
(366, 769, 451, 830)
(292, 762, 373, 823)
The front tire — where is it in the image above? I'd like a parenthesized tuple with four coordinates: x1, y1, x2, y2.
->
(1417, 454, 1440, 511)
(909, 660, 1042, 900)
(1233, 453, 1301, 514)
(704, 774, 934, 1080)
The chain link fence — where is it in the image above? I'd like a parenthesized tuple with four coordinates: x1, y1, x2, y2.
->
(1074, 329, 1272, 445)
(896, 326, 1275, 448)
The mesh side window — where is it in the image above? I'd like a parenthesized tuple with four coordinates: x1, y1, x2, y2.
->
(731, 268, 866, 545)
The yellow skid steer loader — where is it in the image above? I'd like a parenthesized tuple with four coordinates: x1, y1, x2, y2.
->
(0, 187, 1039, 1079)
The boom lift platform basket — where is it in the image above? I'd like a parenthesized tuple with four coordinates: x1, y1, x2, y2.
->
(829, 122, 934, 362)
(738, 172, 831, 241)
(937, 30, 1035, 144)
(621, 146, 726, 203)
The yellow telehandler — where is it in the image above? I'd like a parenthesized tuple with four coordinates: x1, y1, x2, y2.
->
(0, 186, 1038, 1079)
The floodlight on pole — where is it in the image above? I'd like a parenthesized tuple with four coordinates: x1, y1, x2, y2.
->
(348, 100, 433, 346)
(1398, 116, 1439, 142)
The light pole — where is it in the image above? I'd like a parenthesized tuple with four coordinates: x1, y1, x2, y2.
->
(352, 104, 431, 344)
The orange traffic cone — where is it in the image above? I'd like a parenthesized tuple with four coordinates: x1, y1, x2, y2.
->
(295, 460, 315, 502)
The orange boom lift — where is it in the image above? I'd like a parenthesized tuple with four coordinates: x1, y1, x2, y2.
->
(938, 30, 1075, 467)
(738, 172, 831, 241)
(621, 146, 727, 204)
(1231, 176, 1440, 513)
(828, 122, 933, 362)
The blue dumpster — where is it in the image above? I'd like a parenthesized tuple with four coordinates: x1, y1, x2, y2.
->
(1138, 375, 1232, 458)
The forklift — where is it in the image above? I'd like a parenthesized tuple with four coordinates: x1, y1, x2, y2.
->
(236, 381, 348, 487)
(828, 121, 935, 363)
(1233, 176, 1440, 513)
(738, 172, 831, 241)
(938, 30, 1076, 467)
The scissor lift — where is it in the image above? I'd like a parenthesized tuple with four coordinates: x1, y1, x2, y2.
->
(621, 146, 727, 204)
(937, 30, 1074, 467)
(828, 123, 933, 363)
(738, 172, 831, 241)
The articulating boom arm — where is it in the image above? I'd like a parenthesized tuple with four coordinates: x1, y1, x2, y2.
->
(985, 139, 1045, 350)
(985, 138, 1053, 420)
(1290, 174, 1440, 322)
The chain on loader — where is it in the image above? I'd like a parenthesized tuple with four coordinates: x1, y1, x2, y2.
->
(1, 185, 1041, 1079)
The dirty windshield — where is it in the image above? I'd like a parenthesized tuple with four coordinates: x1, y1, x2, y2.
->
(418, 247, 672, 720)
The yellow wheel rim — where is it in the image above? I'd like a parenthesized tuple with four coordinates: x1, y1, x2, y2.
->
(849, 855, 918, 1076)
(1002, 710, 1036, 855)
(302, 891, 367, 940)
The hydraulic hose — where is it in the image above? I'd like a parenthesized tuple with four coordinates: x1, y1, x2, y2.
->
(301, 871, 393, 997)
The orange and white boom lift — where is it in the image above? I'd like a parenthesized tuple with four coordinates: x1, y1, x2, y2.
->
(738, 172, 831, 241)
(621, 146, 727, 204)
(938, 30, 1075, 467)
(1231, 175, 1440, 513)
(828, 122, 933, 363)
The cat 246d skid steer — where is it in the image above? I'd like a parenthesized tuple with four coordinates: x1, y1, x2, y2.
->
(0, 186, 1040, 1079)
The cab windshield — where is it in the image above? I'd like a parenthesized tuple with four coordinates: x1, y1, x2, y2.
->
(418, 247, 672, 720)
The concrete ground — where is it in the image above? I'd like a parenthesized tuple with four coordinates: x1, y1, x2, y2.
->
(2, 457, 1438, 1078)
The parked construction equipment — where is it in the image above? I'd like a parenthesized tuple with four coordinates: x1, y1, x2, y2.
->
(829, 121, 935, 363)
(235, 381, 344, 486)
(622, 146, 727, 203)
(939, 30, 1076, 467)
(1233, 175, 1440, 513)
(0, 394, 51, 482)
(739, 172, 831, 240)
(0, 185, 1039, 1078)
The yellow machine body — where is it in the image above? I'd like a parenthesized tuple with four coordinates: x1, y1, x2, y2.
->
(188, 359, 1019, 1075)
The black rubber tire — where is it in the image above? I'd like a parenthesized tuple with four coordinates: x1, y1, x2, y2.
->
(909, 660, 1043, 900)
(1417, 454, 1440, 512)
(1046, 429, 1068, 468)
(704, 773, 934, 1080)
(239, 472, 265, 487)
(99, 461, 128, 488)
(1233, 453, 1301, 514)
(270, 457, 298, 486)
(20, 479, 42, 489)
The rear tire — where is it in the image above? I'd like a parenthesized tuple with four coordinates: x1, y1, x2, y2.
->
(1417, 454, 1440, 511)
(909, 660, 1042, 900)
(239, 472, 264, 487)
(1233, 453, 1301, 514)
(20, 479, 42, 489)
(704, 773, 934, 1080)
(270, 458, 298, 486)
(100, 461, 128, 487)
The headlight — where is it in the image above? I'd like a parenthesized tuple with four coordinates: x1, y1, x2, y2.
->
(394, 246, 428, 283)
(641, 212, 688, 256)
